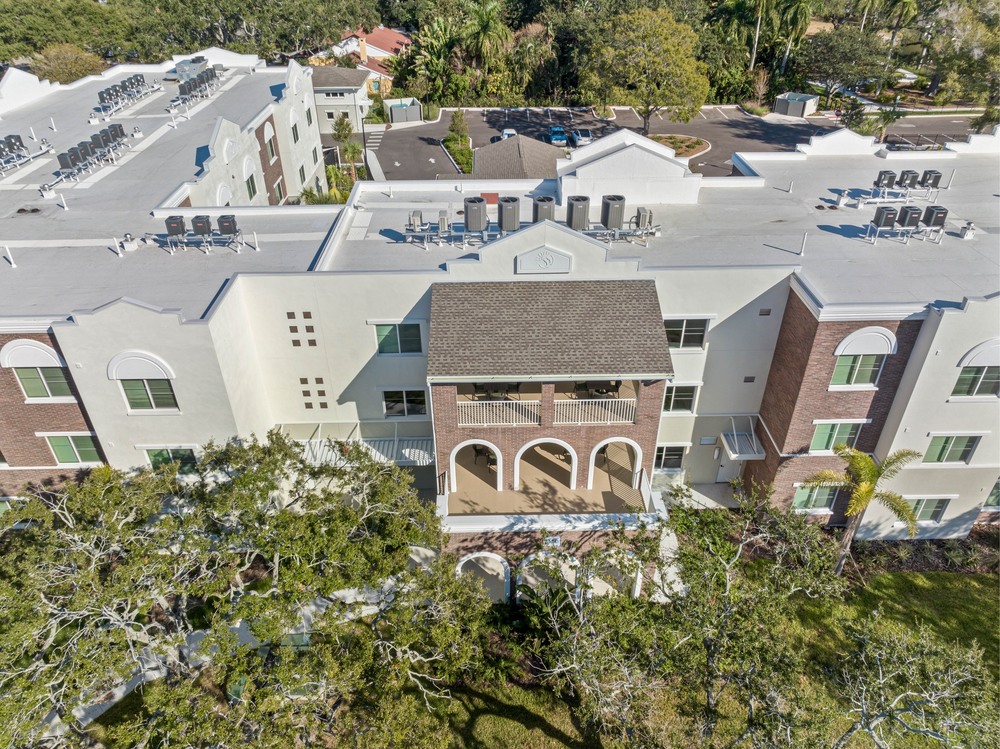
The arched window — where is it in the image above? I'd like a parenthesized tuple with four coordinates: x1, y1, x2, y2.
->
(107, 351, 178, 411)
(223, 139, 237, 164)
(953, 339, 1000, 397)
(262, 121, 277, 163)
(290, 109, 301, 144)
(831, 326, 897, 387)
(217, 184, 232, 207)
(0, 339, 72, 399)
(243, 157, 258, 200)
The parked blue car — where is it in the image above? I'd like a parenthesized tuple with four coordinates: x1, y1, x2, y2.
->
(547, 126, 568, 146)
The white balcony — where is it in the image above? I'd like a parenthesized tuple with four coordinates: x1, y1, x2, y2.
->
(457, 399, 542, 426)
(554, 397, 637, 425)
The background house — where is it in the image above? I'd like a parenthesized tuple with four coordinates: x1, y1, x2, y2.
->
(309, 66, 371, 133)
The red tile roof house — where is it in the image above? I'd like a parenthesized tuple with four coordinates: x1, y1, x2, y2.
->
(323, 26, 412, 97)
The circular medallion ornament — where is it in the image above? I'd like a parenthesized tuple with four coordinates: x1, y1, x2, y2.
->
(535, 250, 555, 268)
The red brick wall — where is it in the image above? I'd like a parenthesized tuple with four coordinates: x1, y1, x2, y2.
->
(745, 291, 922, 515)
(445, 529, 637, 563)
(254, 115, 285, 204)
(0, 332, 98, 495)
(431, 379, 666, 492)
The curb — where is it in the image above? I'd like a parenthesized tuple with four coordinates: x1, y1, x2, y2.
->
(438, 139, 463, 174)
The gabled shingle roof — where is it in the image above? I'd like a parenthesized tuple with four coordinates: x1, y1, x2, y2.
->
(309, 66, 370, 90)
(472, 135, 565, 179)
(428, 280, 672, 378)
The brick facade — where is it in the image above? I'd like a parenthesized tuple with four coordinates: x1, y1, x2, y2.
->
(445, 529, 636, 563)
(254, 115, 285, 204)
(0, 332, 98, 495)
(745, 291, 922, 518)
(431, 379, 667, 493)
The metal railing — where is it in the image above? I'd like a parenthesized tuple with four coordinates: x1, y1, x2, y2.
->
(554, 398, 636, 425)
(639, 468, 653, 512)
(457, 399, 541, 426)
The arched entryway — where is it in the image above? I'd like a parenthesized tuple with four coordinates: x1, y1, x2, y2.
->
(587, 438, 643, 490)
(456, 552, 511, 603)
(513, 438, 578, 492)
(515, 552, 579, 603)
(450, 439, 502, 493)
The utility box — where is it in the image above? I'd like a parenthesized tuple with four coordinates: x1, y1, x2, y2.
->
(773, 93, 819, 118)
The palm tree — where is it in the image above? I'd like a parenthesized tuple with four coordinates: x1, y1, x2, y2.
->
(748, 0, 775, 73)
(804, 445, 921, 576)
(778, 0, 813, 75)
(855, 0, 882, 32)
(341, 139, 363, 182)
(876, 0, 919, 93)
(412, 18, 458, 102)
(461, 0, 512, 78)
(874, 106, 904, 141)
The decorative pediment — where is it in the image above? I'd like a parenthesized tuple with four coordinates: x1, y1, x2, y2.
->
(515, 246, 572, 274)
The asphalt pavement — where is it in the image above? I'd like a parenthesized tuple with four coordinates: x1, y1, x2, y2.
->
(376, 106, 977, 181)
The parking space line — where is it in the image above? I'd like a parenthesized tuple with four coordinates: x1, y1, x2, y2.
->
(716, 107, 728, 119)
(698, 110, 707, 119)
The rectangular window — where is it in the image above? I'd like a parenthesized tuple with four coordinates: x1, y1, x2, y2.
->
(147, 448, 197, 474)
(383, 389, 427, 417)
(47, 435, 100, 464)
(985, 479, 1000, 508)
(372, 80, 381, 91)
(298, 165, 306, 185)
(312, 147, 318, 165)
(266, 137, 276, 162)
(246, 174, 257, 200)
(924, 435, 979, 464)
(306, 108, 313, 126)
(792, 486, 839, 511)
(831, 354, 885, 386)
(810, 422, 861, 452)
(952, 366, 1000, 397)
(14, 367, 72, 398)
(375, 323, 422, 354)
(275, 180, 284, 202)
(662, 385, 697, 412)
(326, 111, 336, 119)
(292, 123, 300, 143)
(121, 379, 178, 410)
(663, 319, 708, 348)
(654, 446, 684, 470)
(907, 497, 948, 522)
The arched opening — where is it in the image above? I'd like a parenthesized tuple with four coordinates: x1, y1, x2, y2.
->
(450, 440, 502, 495)
(456, 552, 510, 603)
(514, 439, 577, 493)
(516, 552, 579, 603)
(587, 438, 643, 490)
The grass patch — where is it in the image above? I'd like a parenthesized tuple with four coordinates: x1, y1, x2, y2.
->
(651, 134, 708, 157)
(442, 134, 473, 173)
(741, 101, 770, 117)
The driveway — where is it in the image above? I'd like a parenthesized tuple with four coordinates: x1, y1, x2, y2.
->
(377, 107, 976, 180)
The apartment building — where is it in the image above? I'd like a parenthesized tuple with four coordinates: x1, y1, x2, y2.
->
(1, 59, 997, 585)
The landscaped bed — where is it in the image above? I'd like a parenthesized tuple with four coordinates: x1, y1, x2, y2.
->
(651, 134, 709, 157)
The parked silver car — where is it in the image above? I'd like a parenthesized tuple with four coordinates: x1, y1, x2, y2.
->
(569, 128, 594, 147)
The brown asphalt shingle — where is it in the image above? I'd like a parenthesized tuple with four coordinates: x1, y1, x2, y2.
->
(427, 280, 672, 378)
(472, 135, 565, 179)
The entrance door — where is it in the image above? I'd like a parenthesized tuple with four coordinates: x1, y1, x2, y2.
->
(716, 453, 742, 483)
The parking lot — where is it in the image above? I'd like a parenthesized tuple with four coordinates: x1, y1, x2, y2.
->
(374, 106, 976, 181)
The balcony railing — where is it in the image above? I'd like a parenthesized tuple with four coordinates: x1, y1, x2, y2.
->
(457, 399, 542, 426)
(554, 398, 637, 425)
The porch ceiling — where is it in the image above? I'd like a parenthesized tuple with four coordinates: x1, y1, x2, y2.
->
(427, 280, 672, 379)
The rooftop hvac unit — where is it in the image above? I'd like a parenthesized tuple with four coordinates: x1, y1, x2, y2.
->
(57, 152, 74, 171)
(566, 195, 590, 231)
(0, 143, 8, 158)
(498, 196, 520, 232)
(921, 169, 942, 188)
(635, 207, 653, 229)
(409, 210, 423, 231)
(77, 141, 94, 160)
(897, 205, 921, 228)
(90, 133, 105, 151)
(98, 90, 109, 104)
(922, 205, 948, 227)
(218, 215, 238, 235)
(110, 123, 125, 140)
(872, 205, 897, 228)
(532, 195, 555, 223)
(192, 215, 212, 235)
(165, 216, 186, 236)
(601, 195, 626, 230)
(874, 170, 896, 189)
(898, 170, 919, 189)
(98, 129, 111, 147)
(438, 210, 448, 234)
(65, 149, 80, 167)
(68, 147, 85, 166)
(463, 196, 488, 231)
(5, 134, 24, 152)
(178, 81, 190, 98)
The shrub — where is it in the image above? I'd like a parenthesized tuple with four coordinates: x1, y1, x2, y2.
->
(442, 133, 473, 173)
(424, 102, 440, 122)
(741, 100, 769, 117)
(448, 109, 469, 140)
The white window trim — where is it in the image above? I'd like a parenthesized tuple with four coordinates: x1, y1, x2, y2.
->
(926, 430, 991, 437)
(119, 379, 181, 416)
(140, 445, 200, 470)
(663, 317, 714, 350)
(807, 421, 866, 455)
(828, 384, 879, 392)
(369, 320, 426, 357)
(894, 495, 957, 526)
(653, 443, 689, 472)
(811, 418, 872, 425)
(12, 366, 77, 404)
(661, 381, 702, 415)
(947, 395, 998, 404)
(829, 352, 887, 390)
(791, 482, 840, 515)
(40, 433, 101, 466)
(379, 386, 429, 420)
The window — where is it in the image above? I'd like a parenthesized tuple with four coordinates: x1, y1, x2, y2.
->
(907, 497, 948, 523)
(985, 479, 1000, 508)
(14, 367, 72, 399)
(298, 165, 306, 185)
(47, 435, 100, 464)
(664, 319, 708, 348)
(662, 385, 696, 412)
(266, 137, 276, 162)
(312, 147, 318, 165)
(275, 180, 284, 202)
(952, 366, 999, 397)
(372, 80, 381, 92)
(324, 92, 346, 98)
(246, 173, 257, 200)
(924, 435, 978, 464)
(147, 448, 197, 474)
(810, 422, 861, 452)
(792, 486, 839, 512)
(831, 354, 885, 386)
(326, 111, 337, 119)
(121, 379, 178, 410)
(306, 108, 313, 126)
(383, 390, 426, 417)
(292, 123, 300, 143)
(375, 323, 422, 354)
(654, 446, 684, 470)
